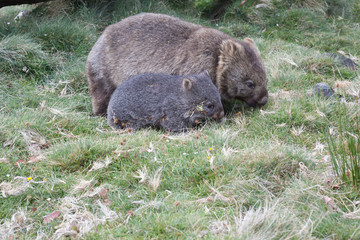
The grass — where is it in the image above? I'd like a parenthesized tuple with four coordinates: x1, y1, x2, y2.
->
(1, 0, 360, 239)
(327, 119, 360, 191)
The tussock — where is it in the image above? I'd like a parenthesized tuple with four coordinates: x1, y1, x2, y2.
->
(0, 209, 33, 240)
(291, 125, 305, 136)
(165, 131, 193, 141)
(81, 184, 110, 199)
(71, 179, 94, 194)
(146, 142, 159, 162)
(52, 197, 119, 239)
(281, 57, 299, 68)
(269, 90, 300, 102)
(236, 141, 308, 165)
(127, 200, 162, 223)
(259, 110, 276, 116)
(133, 166, 148, 183)
(343, 209, 360, 220)
(125, 200, 162, 223)
(334, 80, 353, 89)
(0, 158, 9, 163)
(313, 141, 326, 156)
(233, 114, 247, 131)
(47, 107, 67, 117)
(207, 154, 215, 170)
(213, 128, 240, 142)
(221, 147, 240, 159)
(20, 129, 47, 157)
(334, 80, 360, 101)
(89, 157, 112, 172)
(133, 166, 163, 191)
(196, 181, 234, 203)
(0, 177, 32, 197)
(148, 167, 162, 191)
(208, 220, 231, 235)
(235, 201, 314, 240)
(0, 35, 48, 71)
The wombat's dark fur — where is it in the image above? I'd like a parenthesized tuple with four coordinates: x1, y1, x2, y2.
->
(87, 13, 268, 116)
(107, 72, 224, 132)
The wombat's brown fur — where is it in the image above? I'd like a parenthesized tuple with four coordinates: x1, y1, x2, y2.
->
(107, 72, 224, 132)
(86, 13, 268, 116)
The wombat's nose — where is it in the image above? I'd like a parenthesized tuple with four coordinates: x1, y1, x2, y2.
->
(219, 110, 224, 119)
(213, 110, 224, 122)
(258, 96, 268, 106)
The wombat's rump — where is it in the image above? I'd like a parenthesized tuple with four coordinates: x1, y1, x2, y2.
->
(107, 72, 224, 132)
(87, 13, 268, 116)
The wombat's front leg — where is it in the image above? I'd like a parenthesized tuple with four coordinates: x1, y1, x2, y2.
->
(87, 66, 115, 116)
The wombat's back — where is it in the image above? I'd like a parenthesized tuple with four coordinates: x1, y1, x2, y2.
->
(88, 13, 201, 83)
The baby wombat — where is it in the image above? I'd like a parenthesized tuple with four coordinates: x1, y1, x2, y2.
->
(87, 13, 268, 116)
(107, 72, 224, 132)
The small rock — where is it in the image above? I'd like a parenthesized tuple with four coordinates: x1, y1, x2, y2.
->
(315, 82, 335, 99)
(324, 53, 358, 70)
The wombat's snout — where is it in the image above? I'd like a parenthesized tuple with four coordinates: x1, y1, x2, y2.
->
(212, 109, 224, 122)
(245, 94, 268, 108)
(203, 102, 224, 122)
(258, 95, 268, 107)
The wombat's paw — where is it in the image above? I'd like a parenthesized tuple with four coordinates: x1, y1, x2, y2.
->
(112, 116, 120, 124)
(111, 117, 133, 129)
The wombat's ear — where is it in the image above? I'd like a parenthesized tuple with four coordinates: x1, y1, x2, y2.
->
(182, 78, 193, 91)
(220, 39, 244, 60)
(244, 38, 261, 56)
(244, 38, 255, 45)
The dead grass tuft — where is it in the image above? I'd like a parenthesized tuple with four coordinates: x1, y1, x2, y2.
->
(52, 197, 119, 239)
(71, 178, 94, 194)
(0, 177, 32, 197)
(0, 209, 33, 240)
(208, 220, 231, 235)
(148, 167, 163, 191)
(291, 125, 306, 136)
(20, 129, 48, 159)
(133, 166, 148, 183)
(221, 147, 240, 159)
(89, 157, 112, 172)
(0, 158, 9, 163)
(235, 201, 314, 239)
(133, 166, 163, 191)
(269, 90, 301, 102)
(195, 181, 234, 204)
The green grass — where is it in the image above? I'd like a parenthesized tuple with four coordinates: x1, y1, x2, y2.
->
(1, 0, 360, 239)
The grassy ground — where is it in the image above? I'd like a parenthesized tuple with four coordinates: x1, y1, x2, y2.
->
(1, 0, 360, 239)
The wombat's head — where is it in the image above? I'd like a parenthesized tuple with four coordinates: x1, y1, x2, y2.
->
(182, 72, 224, 127)
(216, 38, 268, 107)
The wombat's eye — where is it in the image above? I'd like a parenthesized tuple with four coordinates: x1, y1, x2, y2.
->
(205, 103, 214, 110)
(246, 81, 255, 89)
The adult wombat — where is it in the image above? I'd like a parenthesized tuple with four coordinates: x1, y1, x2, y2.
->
(107, 72, 224, 132)
(87, 13, 268, 116)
